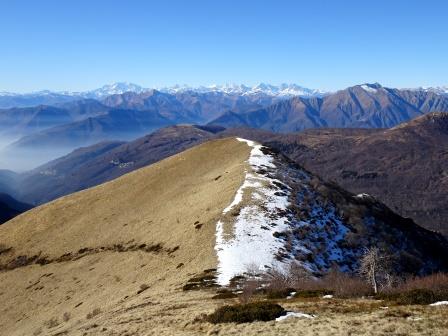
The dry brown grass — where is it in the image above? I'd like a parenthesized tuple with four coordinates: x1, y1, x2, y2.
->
(0, 138, 250, 336)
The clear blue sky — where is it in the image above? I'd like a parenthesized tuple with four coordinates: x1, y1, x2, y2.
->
(1, 0, 447, 92)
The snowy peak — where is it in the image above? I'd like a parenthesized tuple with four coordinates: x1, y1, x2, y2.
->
(408, 86, 448, 95)
(159, 83, 326, 97)
(0, 83, 147, 101)
(84, 82, 147, 98)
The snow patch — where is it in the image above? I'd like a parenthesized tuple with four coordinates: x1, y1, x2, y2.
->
(215, 138, 291, 285)
(407, 316, 423, 321)
(361, 85, 378, 93)
(276, 312, 316, 321)
(430, 301, 448, 306)
(354, 193, 372, 199)
(322, 294, 333, 299)
(286, 292, 297, 299)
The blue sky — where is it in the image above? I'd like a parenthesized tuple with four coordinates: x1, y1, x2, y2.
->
(1, 0, 447, 92)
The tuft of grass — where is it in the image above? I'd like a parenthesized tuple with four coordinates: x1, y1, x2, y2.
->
(32, 327, 43, 336)
(206, 302, 285, 324)
(183, 271, 218, 291)
(383, 309, 412, 318)
(44, 317, 59, 329)
(86, 308, 101, 319)
(62, 312, 71, 322)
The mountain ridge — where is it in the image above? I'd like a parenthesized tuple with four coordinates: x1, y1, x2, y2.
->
(0, 82, 324, 109)
(209, 83, 448, 131)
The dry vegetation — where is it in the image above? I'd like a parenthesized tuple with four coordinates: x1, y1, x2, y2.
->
(0, 138, 250, 336)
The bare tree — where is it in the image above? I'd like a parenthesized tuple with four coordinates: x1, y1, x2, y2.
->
(239, 279, 258, 304)
(265, 263, 310, 289)
(358, 247, 390, 294)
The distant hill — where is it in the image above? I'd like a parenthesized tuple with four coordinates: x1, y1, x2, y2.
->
(0, 193, 32, 224)
(0, 100, 108, 139)
(18, 125, 220, 204)
(209, 83, 448, 131)
(0, 105, 73, 142)
(0, 169, 20, 196)
(0, 107, 179, 170)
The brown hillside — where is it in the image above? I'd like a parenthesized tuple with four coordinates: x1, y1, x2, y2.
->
(0, 138, 249, 336)
(260, 113, 448, 237)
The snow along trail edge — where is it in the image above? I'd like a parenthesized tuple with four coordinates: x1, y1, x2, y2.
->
(214, 137, 362, 286)
(215, 138, 292, 285)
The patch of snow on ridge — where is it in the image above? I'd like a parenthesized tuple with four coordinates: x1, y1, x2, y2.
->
(430, 301, 448, 306)
(215, 138, 291, 285)
(216, 137, 357, 284)
(355, 193, 371, 198)
(276, 312, 315, 321)
(361, 84, 378, 93)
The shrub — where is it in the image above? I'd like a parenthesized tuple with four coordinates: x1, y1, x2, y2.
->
(377, 273, 448, 304)
(266, 288, 296, 299)
(264, 266, 371, 298)
(295, 289, 333, 298)
(321, 269, 372, 298)
(212, 290, 238, 299)
(377, 289, 441, 305)
(183, 272, 218, 291)
(206, 302, 286, 324)
(212, 292, 238, 299)
(398, 273, 448, 296)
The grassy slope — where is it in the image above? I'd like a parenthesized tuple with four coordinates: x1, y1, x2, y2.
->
(0, 138, 248, 336)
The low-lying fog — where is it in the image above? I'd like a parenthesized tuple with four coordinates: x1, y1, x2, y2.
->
(0, 146, 72, 172)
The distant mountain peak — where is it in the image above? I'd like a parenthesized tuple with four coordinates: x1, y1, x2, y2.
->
(85, 82, 147, 98)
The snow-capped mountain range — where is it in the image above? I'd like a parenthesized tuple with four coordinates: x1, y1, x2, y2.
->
(0, 82, 327, 99)
(1, 82, 447, 109)
(2, 82, 448, 99)
(158, 83, 327, 97)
